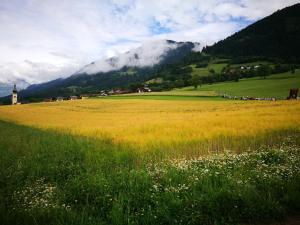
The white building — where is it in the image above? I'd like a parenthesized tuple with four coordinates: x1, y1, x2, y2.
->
(11, 84, 18, 105)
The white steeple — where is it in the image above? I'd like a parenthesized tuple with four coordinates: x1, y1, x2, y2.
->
(12, 83, 18, 105)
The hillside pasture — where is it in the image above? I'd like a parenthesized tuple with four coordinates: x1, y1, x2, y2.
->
(196, 71, 300, 98)
(129, 70, 300, 99)
(190, 63, 228, 76)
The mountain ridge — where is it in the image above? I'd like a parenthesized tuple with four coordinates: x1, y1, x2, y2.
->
(6, 40, 198, 102)
(203, 3, 300, 59)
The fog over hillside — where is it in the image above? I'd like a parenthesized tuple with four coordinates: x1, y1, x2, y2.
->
(79, 40, 200, 75)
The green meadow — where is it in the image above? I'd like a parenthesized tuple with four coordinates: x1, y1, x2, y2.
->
(195, 71, 300, 99)
(120, 70, 300, 100)
(190, 63, 228, 77)
(1, 120, 300, 225)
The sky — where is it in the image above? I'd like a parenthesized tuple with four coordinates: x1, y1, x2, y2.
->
(0, 0, 299, 85)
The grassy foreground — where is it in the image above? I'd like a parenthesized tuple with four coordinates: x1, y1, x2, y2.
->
(0, 120, 300, 225)
(1, 99, 300, 224)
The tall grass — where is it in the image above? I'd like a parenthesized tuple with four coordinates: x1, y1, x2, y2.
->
(0, 99, 299, 151)
(1, 121, 300, 225)
(1, 99, 300, 224)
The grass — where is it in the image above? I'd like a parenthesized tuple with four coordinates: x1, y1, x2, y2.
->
(118, 90, 217, 97)
(116, 70, 300, 99)
(190, 63, 228, 76)
(181, 70, 300, 99)
(0, 120, 300, 225)
(1, 85, 300, 224)
(106, 95, 221, 101)
(0, 99, 299, 152)
(230, 61, 270, 68)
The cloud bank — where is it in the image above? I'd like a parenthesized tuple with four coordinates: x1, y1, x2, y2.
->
(80, 40, 184, 74)
(0, 0, 298, 84)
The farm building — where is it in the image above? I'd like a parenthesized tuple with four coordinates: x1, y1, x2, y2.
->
(80, 94, 89, 99)
(70, 96, 78, 100)
(56, 97, 64, 101)
(44, 98, 53, 102)
(137, 87, 152, 93)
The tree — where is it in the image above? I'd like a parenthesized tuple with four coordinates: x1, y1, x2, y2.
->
(129, 83, 143, 92)
(189, 75, 202, 89)
(290, 64, 296, 74)
(209, 68, 215, 75)
(256, 65, 271, 79)
(229, 71, 240, 82)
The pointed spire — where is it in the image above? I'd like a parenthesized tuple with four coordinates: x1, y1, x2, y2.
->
(13, 83, 17, 93)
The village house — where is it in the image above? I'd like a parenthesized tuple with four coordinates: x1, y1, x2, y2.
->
(70, 96, 78, 100)
(100, 90, 108, 96)
(114, 89, 130, 94)
(44, 98, 54, 102)
(108, 90, 115, 95)
(137, 86, 152, 93)
(80, 94, 89, 99)
(56, 97, 64, 101)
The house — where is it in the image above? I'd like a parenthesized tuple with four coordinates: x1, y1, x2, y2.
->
(100, 92, 108, 96)
(144, 87, 152, 92)
(80, 94, 89, 99)
(44, 98, 53, 102)
(108, 90, 115, 95)
(137, 87, 152, 93)
(56, 97, 64, 101)
(115, 89, 130, 94)
(100, 90, 108, 96)
(70, 96, 78, 100)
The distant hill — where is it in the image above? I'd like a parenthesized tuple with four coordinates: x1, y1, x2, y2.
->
(203, 4, 300, 60)
(7, 40, 197, 102)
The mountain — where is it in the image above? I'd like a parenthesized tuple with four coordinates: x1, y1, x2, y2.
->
(6, 40, 198, 101)
(203, 3, 300, 60)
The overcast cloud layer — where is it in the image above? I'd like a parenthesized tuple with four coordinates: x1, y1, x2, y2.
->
(0, 0, 299, 85)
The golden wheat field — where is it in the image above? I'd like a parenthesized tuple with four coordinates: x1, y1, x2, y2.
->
(0, 99, 299, 153)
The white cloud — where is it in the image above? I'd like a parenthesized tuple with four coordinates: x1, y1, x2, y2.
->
(0, 60, 79, 84)
(80, 40, 181, 74)
(0, 0, 298, 84)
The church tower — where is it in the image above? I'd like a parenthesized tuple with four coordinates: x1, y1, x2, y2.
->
(12, 84, 18, 105)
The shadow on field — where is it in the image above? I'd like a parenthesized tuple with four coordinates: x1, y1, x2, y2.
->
(0, 120, 300, 225)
